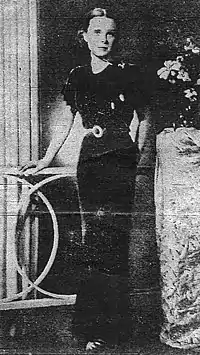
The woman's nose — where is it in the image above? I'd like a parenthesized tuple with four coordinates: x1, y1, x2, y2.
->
(100, 34, 108, 43)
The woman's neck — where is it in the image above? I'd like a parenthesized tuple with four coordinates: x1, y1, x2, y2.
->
(90, 54, 112, 74)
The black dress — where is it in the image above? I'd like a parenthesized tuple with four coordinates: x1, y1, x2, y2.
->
(62, 62, 147, 343)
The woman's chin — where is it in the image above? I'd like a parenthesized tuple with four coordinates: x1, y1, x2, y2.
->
(93, 51, 110, 59)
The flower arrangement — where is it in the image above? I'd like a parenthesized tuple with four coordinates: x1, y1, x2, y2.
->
(157, 37, 200, 126)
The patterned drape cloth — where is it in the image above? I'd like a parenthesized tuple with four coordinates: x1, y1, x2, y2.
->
(155, 127, 200, 349)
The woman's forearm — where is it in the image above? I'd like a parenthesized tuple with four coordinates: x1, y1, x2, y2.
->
(42, 106, 75, 164)
(137, 106, 153, 153)
(136, 106, 155, 167)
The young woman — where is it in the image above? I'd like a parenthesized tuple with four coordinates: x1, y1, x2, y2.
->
(21, 8, 152, 351)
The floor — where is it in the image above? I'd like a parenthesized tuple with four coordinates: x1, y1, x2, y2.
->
(1, 306, 200, 355)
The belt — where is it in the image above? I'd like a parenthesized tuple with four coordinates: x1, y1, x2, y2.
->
(87, 125, 106, 138)
(86, 125, 129, 138)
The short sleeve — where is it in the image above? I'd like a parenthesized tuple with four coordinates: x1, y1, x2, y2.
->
(61, 68, 77, 114)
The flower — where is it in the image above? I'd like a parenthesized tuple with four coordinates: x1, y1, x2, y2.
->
(177, 56, 184, 62)
(157, 60, 181, 80)
(184, 88, 197, 101)
(184, 37, 200, 53)
(177, 70, 191, 82)
(157, 37, 200, 123)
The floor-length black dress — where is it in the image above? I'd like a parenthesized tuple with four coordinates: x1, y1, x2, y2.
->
(62, 62, 146, 343)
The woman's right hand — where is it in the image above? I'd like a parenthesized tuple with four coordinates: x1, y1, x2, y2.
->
(19, 158, 50, 176)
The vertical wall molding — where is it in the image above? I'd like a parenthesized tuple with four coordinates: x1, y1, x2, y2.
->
(0, 0, 38, 298)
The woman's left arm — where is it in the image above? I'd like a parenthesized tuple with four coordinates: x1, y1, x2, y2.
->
(136, 105, 156, 166)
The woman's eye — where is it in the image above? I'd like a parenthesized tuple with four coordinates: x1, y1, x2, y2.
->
(107, 32, 115, 37)
(94, 29, 101, 35)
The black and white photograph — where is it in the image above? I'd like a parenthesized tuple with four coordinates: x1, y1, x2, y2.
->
(0, 0, 200, 354)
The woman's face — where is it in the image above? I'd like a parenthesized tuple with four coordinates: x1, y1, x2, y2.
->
(83, 16, 117, 59)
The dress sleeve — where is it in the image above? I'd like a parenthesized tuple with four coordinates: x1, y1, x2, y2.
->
(61, 68, 77, 114)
